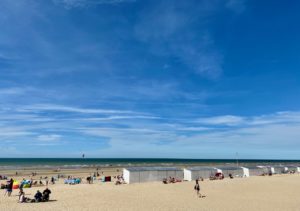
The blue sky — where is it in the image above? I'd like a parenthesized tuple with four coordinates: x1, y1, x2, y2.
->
(0, 0, 300, 158)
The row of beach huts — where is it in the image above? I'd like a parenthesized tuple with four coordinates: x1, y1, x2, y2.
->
(123, 165, 300, 184)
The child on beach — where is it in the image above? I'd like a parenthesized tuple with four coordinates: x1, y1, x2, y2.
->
(194, 179, 201, 198)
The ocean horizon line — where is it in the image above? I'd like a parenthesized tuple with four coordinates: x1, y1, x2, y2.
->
(0, 158, 300, 161)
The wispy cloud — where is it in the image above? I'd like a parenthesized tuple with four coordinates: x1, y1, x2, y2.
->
(0, 0, 298, 158)
(226, 0, 246, 14)
(19, 104, 137, 115)
(0, 87, 26, 95)
(196, 115, 245, 126)
(1, 101, 300, 157)
(196, 111, 300, 127)
(53, 0, 136, 8)
(0, 127, 36, 138)
(134, 1, 224, 78)
(37, 134, 62, 142)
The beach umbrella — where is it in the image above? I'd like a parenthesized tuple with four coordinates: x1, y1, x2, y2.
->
(12, 181, 19, 189)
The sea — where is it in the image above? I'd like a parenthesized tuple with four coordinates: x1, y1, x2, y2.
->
(0, 158, 299, 170)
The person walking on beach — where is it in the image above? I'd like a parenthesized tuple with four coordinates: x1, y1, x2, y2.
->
(6, 178, 13, 197)
(19, 178, 25, 193)
(51, 176, 55, 184)
(194, 179, 201, 198)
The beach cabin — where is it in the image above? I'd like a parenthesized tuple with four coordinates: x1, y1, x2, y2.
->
(266, 166, 275, 174)
(123, 167, 184, 184)
(245, 166, 266, 176)
(183, 167, 221, 181)
(286, 166, 300, 173)
(218, 166, 247, 178)
(273, 166, 288, 174)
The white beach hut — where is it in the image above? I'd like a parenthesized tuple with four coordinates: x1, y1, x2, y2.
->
(245, 166, 266, 176)
(218, 166, 248, 178)
(256, 166, 270, 175)
(183, 167, 221, 181)
(285, 165, 299, 173)
(240, 167, 250, 177)
(267, 166, 275, 174)
(123, 167, 184, 184)
(273, 166, 288, 174)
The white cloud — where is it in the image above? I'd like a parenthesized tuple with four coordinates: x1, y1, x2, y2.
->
(197, 115, 245, 126)
(37, 134, 62, 142)
(1, 99, 300, 158)
(134, 1, 224, 79)
(53, 0, 135, 8)
(0, 127, 36, 138)
(196, 111, 300, 127)
(20, 104, 137, 115)
(0, 87, 26, 95)
(77, 115, 160, 121)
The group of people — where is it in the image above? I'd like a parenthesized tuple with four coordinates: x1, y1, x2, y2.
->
(45, 177, 56, 186)
(115, 175, 125, 185)
(209, 172, 224, 180)
(162, 177, 182, 184)
(86, 176, 94, 184)
(2, 177, 53, 203)
(19, 188, 52, 203)
(0, 175, 8, 180)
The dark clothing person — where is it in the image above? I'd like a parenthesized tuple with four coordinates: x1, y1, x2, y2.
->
(42, 188, 51, 201)
(87, 176, 92, 184)
(194, 180, 201, 197)
(19, 179, 25, 192)
(7, 179, 13, 196)
(34, 190, 43, 202)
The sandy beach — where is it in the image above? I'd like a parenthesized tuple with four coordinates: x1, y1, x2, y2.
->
(1, 172, 300, 211)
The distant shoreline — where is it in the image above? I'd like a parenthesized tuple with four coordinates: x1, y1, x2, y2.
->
(0, 158, 299, 171)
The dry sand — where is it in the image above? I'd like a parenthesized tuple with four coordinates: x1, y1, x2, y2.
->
(1, 174, 300, 211)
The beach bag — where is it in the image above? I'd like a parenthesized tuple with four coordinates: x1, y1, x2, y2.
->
(104, 176, 111, 182)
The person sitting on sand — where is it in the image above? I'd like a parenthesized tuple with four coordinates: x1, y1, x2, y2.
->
(42, 188, 52, 201)
(34, 190, 43, 202)
(171, 177, 176, 183)
(19, 191, 30, 203)
(168, 177, 175, 183)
